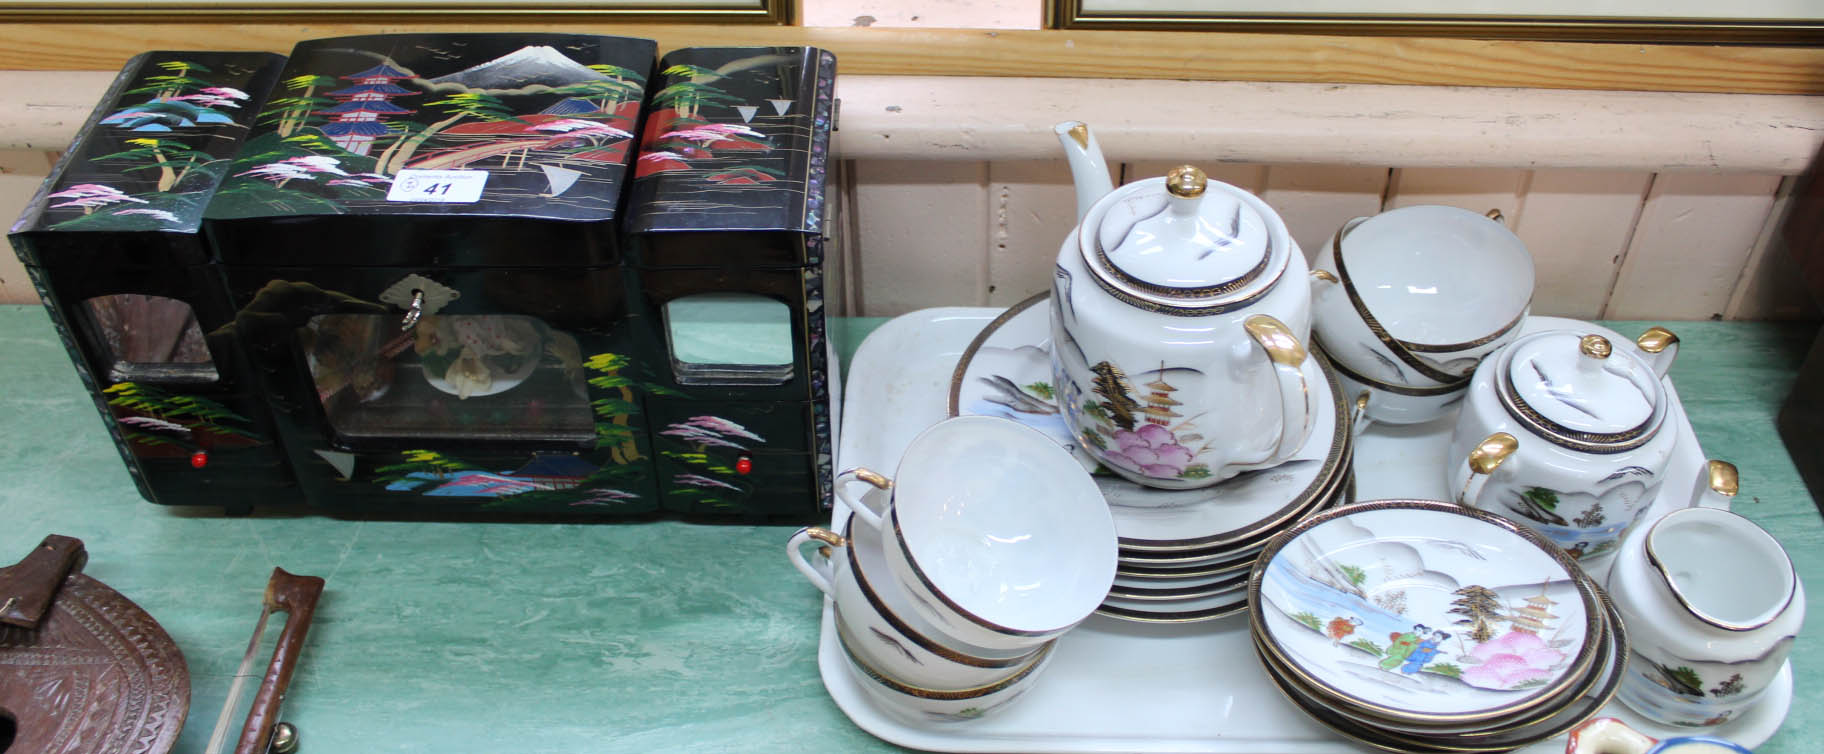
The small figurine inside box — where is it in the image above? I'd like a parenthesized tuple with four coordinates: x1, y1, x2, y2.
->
(9, 35, 840, 520)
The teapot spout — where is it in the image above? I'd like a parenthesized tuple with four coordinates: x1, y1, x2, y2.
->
(1055, 121, 1116, 223)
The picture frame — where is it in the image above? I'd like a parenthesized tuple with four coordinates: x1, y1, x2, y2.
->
(0, 0, 792, 23)
(1049, 0, 1822, 44)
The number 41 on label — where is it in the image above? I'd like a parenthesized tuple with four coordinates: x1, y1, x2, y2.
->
(388, 169, 488, 203)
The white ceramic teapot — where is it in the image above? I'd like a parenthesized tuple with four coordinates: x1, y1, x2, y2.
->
(1049, 122, 1314, 489)
(1447, 324, 1680, 559)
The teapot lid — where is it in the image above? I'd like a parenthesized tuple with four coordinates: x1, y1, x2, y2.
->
(1084, 166, 1280, 307)
(1498, 330, 1664, 451)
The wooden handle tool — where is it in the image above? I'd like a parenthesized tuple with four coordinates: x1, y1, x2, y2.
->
(205, 568, 325, 754)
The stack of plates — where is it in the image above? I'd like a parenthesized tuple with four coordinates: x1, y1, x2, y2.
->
(1247, 500, 1627, 752)
(949, 293, 1356, 623)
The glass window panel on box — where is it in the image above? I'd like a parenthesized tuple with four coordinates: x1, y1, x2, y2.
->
(301, 313, 592, 445)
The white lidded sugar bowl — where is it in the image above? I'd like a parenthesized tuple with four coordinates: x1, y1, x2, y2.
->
(1607, 461, 1804, 729)
(1447, 324, 1681, 559)
(1050, 121, 1315, 489)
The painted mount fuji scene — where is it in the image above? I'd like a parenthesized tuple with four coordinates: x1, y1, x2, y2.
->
(1258, 506, 1593, 717)
(208, 34, 657, 220)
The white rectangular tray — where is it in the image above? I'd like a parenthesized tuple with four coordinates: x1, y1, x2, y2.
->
(823, 307, 1790, 753)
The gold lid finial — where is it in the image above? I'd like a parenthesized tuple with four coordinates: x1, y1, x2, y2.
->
(1166, 165, 1207, 199)
(1579, 335, 1613, 359)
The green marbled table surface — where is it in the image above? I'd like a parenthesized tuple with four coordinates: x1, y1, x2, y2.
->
(1, 304, 1818, 753)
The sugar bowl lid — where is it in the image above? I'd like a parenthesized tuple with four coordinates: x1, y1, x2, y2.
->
(1498, 330, 1665, 451)
(1084, 166, 1284, 308)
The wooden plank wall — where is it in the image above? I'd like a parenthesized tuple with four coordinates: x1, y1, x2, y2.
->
(842, 160, 1817, 322)
(2, 148, 1814, 322)
(0, 150, 55, 303)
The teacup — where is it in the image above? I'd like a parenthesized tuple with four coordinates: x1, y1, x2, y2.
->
(1607, 462, 1804, 729)
(1567, 717, 1754, 753)
(1332, 359, 1465, 433)
(835, 610, 1057, 723)
(1311, 205, 1534, 425)
(786, 514, 1046, 690)
(836, 415, 1118, 652)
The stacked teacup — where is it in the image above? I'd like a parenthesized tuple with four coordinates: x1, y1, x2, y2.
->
(787, 416, 1118, 722)
(1309, 205, 1535, 429)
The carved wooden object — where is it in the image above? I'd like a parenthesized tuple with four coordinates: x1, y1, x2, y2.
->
(0, 534, 86, 628)
(0, 535, 188, 754)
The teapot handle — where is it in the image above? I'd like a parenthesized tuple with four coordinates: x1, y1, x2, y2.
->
(1692, 459, 1739, 509)
(1242, 315, 1314, 465)
(1456, 432, 1519, 509)
(1636, 326, 1680, 380)
(1565, 717, 1657, 754)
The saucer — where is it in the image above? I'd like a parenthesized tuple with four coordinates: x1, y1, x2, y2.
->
(1316, 590, 1625, 740)
(1099, 590, 1250, 623)
(949, 293, 1352, 553)
(1094, 600, 1248, 624)
(1113, 565, 1252, 591)
(1250, 500, 1603, 725)
(1255, 630, 1620, 753)
(1117, 553, 1257, 580)
(1099, 466, 1354, 622)
(1253, 589, 1625, 751)
(1115, 461, 1353, 570)
(1108, 571, 1250, 601)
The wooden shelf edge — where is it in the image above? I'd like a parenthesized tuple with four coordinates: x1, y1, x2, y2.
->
(5, 72, 1819, 173)
(828, 76, 1824, 173)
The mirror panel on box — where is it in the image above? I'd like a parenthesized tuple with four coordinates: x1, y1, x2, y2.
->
(664, 292, 794, 386)
(301, 313, 594, 446)
(80, 294, 219, 384)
